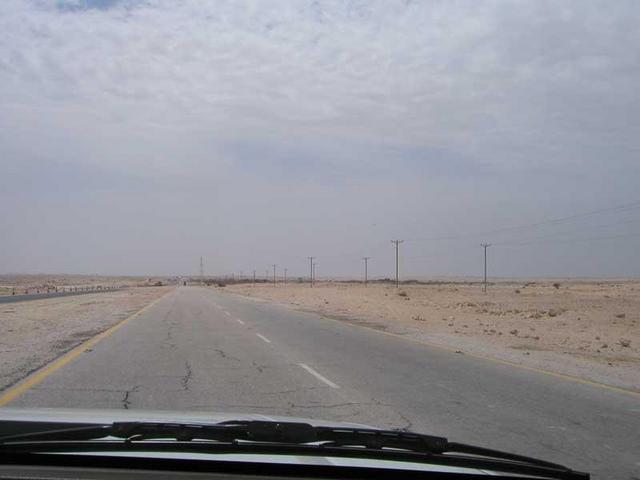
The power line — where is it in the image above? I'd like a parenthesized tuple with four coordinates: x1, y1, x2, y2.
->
(405, 200, 640, 243)
(496, 232, 640, 248)
(491, 217, 640, 246)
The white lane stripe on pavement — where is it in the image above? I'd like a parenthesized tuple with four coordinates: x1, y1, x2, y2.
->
(256, 333, 271, 344)
(224, 311, 231, 316)
(298, 363, 340, 389)
(236, 318, 245, 325)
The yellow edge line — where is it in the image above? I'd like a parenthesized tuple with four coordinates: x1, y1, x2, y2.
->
(0, 289, 174, 407)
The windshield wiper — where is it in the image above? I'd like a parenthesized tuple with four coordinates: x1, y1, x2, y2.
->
(0, 420, 448, 451)
(0, 420, 589, 479)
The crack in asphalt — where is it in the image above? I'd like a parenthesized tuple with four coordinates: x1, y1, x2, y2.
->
(215, 349, 240, 362)
(182, 360, 193, 391)
(259, 386, 324, 395)
(394, 410, 414, 432)
(122, 385, 140, 410)
(162, 301, 177, 345)
(287, 401, 362, 409)
(252, 360, 268, 373)
(191, 404, 283, 410)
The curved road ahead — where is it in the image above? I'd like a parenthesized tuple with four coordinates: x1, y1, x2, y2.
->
(5, 287, 639, 479)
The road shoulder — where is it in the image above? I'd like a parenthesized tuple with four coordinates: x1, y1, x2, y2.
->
(0, 287, 173, 396)
(223, 284, 640, 394)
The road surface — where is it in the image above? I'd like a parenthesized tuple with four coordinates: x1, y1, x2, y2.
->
(4, 287, 639, 478)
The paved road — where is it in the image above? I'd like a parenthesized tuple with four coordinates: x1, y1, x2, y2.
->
(6, 287, 639, 479)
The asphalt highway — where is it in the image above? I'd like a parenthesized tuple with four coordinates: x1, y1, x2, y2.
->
(6, 287, 639, 478)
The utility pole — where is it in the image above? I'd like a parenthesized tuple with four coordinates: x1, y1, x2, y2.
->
(307, 257, 315, 287)
(481, 243, 491, 293)
(391, 240, 404, 288)
(252, 270, 256, 286)
(272, 264, 277, 285)
(362, 257, 370, 286)
(200, 256, 204, 284)
(284, 268, 287, 285)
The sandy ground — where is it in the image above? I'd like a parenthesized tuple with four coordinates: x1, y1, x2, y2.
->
(226, 281, 639, 392)
(0, 287, 171, 393)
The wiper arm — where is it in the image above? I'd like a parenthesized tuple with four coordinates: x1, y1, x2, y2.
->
(0, 420, 448, 453)
(0, 421, 319, 445)
(113, 420, 450, 453)
(0, 420, 589, 479)
(0, 424, 113, 443)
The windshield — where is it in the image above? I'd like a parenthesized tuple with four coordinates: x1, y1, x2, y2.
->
(0, 1, 638, 479)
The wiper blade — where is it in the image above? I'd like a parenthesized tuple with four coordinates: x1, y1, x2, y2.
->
(0, 421, 319, 445)
(0, 424, 113, 443)
(0, 420, 589, 479)
(0, 420, 448, 452)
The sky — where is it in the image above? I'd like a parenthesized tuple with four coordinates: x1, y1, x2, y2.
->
(1, 0, 639, 279)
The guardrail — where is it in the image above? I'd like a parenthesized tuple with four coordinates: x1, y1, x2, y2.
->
(0, 286, 122, 304)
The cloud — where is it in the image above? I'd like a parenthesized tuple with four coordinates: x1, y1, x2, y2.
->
(1, 0, 639, 276)
(3, 1, 639, 169)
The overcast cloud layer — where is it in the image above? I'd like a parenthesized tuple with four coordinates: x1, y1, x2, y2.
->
(1, 0, 639, 278)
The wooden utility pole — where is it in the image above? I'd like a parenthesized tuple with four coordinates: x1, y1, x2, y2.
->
(391, 240, 404, 288)
(362, 257, 370, 286)
(272, 264, 277, 285)
(481, 243, 491, 293)
(307, 257, 315, 287)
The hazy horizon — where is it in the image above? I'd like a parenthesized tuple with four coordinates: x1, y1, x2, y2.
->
(2, 0, 639, 279)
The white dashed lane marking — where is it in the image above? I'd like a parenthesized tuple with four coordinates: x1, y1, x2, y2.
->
(256, 333, 271, 344)
(298, 363, 340, 389)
